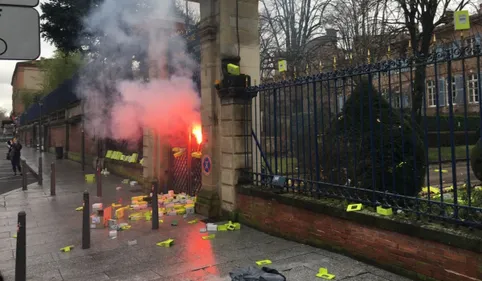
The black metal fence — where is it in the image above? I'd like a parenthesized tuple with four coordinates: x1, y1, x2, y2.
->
(245, 46, 482, 228)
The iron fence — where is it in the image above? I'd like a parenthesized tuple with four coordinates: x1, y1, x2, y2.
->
(245, 45, 482, 228)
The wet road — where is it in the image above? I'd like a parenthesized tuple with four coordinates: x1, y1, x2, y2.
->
(0, 146, 36, 195)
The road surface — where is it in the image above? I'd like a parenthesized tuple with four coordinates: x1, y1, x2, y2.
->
(0, 146, 36, 195)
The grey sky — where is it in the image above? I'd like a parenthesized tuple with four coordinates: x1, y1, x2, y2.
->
(0, 1, 56, 115)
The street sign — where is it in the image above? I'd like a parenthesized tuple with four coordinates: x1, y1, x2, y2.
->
(0, 6, 40, 60)
(0, 0, 38, 7)
(202, 155, 212, 176)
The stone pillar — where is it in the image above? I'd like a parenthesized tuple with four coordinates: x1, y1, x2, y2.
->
(195, 0, 260, 217)
(220, 95, 252, 213)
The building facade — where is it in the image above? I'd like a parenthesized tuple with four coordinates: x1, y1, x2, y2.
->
(11, 61, 44, 118)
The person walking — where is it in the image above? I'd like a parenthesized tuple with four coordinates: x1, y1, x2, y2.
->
(9, 138, 22, 176)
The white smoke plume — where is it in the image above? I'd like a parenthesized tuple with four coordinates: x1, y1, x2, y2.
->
(76, 0, 200, 145)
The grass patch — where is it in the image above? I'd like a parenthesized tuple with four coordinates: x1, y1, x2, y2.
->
(428, 145, 474, 162)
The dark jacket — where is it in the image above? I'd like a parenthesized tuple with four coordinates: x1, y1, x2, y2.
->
(9, 142, 22, 160)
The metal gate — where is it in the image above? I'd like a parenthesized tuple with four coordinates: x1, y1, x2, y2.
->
(170, 134, 202, 196)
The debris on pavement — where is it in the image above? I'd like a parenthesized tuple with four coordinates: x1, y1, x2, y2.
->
(60, 245, 74, 252)
(85, 174, 95, 183)
(202, 234, 215, 240)
(109, 230, 117, 239)
(229, 266, 286, 281)
(316, 268, 335, 279)
(255, 260, 272, 266)
(156, 239, 174, 247)
(75, 206, 83, 211)
(127, 239, 137, 246)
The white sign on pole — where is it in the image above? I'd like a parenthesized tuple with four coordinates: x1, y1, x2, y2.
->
(0, 0, 38, 7)
(0, 6, 40, 60)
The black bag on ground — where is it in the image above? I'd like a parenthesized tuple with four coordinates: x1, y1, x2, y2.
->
(229, 266, 287, 281)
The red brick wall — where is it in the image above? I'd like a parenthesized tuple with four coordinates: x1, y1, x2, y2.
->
(49, 125, 65, 149)
(236, 193, 482, 281)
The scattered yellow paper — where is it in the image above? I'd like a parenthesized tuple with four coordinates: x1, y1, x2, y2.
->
(346, 203, 363, 212)
(188, 219, 198, 224)
(255, 260, 272, 266)
(376, 206, 393, 216)
(202, 234, 215, 240)
(12, 234, 17, 238)
(434, 169, 448, 173)
(60, 245, 74, 252)
(75, 206, 83, 211)
(120, 225, 131, 230)
(156, 239, 174, 247)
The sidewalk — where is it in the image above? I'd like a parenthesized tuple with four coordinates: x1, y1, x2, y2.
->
(0, 147, 411, 281)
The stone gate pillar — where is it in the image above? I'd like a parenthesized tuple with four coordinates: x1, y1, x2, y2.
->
(195, 0, 260, 217)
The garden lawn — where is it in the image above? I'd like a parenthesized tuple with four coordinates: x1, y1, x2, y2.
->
(428, 145, 474, 162)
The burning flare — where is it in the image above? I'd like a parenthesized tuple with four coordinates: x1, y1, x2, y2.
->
(192, 124, 202, 145)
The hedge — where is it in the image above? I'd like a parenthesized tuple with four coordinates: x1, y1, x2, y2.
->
(424, 115, 480, 132)
(426, 131, 478, 147)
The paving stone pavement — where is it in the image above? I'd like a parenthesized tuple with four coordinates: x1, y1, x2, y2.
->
(0, 147, 413, 280)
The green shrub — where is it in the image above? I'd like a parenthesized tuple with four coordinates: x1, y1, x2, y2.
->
(321, 77, 426, 198)
(471, 138, 482, 181)
(424, 115, 480, 132)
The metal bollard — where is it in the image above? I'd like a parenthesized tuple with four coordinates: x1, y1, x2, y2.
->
(82, 191, 90, 249)
(96, 166, 102, 197)
(38, 157, 43, 185)
(152, 180, 159, 230)
(15, 211, 26, 281)
(50, 162, 56, 196)
(21, 160, 27, 191)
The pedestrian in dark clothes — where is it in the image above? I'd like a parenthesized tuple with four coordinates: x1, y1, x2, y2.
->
(9, 138, 22, 176)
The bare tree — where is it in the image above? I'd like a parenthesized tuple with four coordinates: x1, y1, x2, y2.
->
(326, 0, 401, 65)
(394, 0, 472, 123)
(259, 0, 331, 80)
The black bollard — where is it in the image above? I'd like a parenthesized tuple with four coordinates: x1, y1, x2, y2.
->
(152, 180, 159, 230)
(96, 166, 102, 198)
(82, 191, 90, 249)
(38, 157, 42, 185)
(15, 211, 26, 281)
(21, 160, 27, 191)
(50, 162, 56, 196)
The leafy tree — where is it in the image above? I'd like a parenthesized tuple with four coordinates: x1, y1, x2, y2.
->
(40, 0, 104, 54)
(0, 107, 9, 120)
(38, 51, 83, 95)
(321, 77, 426, 200)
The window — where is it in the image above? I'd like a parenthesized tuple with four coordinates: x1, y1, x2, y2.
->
(393, 95, 401, 108)
(451, 76, 458, 104)
(465, 37, 476, 55)
(468, 74, 479, 103)
(426, 80, 436, 107)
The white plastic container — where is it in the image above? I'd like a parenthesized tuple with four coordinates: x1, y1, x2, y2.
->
(109, 230, 117, 239)
(92, 203, 103, 211)
(206, 223, 218, 232)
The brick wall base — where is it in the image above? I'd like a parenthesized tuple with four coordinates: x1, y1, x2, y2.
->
(236, 187, 482, 281)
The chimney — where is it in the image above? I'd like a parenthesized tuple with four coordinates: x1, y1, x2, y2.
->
(326, 28, 337, 39)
